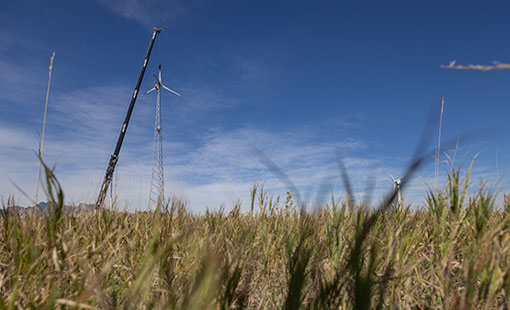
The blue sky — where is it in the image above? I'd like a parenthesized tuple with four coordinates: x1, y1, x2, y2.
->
(1, 0, 509, 211)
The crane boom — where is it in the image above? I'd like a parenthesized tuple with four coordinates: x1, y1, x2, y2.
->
(96, 27, 162, 210)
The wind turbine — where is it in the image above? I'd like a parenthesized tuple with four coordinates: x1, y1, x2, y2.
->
(389, 174, 403, 206)
(144, 64, 180, 210)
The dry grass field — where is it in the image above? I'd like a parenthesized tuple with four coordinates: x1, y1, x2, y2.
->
(1, 162, 510, 309)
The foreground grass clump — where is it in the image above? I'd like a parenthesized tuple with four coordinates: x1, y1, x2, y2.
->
(1, 171, 510, 309)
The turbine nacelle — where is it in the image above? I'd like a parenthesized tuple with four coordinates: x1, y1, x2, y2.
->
(143, 64, 181, 97)
(389, 174, 401, 187)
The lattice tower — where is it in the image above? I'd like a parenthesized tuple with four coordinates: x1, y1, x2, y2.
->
(146, 65, 180, 210)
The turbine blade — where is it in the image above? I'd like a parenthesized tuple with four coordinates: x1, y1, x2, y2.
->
(161, 85, 181, 96)
(143, 87, 156, 96)
(153, 73, 161, 85)
(389, 173, 396, 182)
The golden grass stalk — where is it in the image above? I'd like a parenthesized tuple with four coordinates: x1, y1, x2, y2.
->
(34, 52, 55, 209)
(434, 97, 445, 191)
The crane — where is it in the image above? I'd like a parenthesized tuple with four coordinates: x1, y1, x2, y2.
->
(95, 27, 162, 210)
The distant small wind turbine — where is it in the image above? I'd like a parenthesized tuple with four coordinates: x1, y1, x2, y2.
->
(389, 174, 403, 206)
(143, 64, 180, 210)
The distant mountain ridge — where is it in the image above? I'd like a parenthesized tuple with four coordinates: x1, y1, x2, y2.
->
(7, 202, 95, 215)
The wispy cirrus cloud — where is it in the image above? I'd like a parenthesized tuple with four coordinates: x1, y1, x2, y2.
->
(0, 107, 377, 212)
(0, 58, 48, 109)
(0, 51, 501, 212)
(1, 32, 502, 212)
(94, 0, 210, 27)
(147, 126, 376, 211)
(2, 107, 502, 212)
(168, 83, 238, 118)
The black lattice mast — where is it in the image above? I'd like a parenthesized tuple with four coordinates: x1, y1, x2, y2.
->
(95, 28, 161, 210)
(144, 64, 180, 210)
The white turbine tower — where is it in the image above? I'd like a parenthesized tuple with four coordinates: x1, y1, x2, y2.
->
(389, 174, 403, 207)
(144, 64, 180, 210)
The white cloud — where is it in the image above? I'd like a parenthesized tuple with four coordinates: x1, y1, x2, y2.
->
(107, 126, 375, 212)
(1, 33, 504, 211)
(0, 58, 47, 108)
(94, 0, 209, 27)
(171, 83, 238, 118)
(2, 112, 504, 212)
